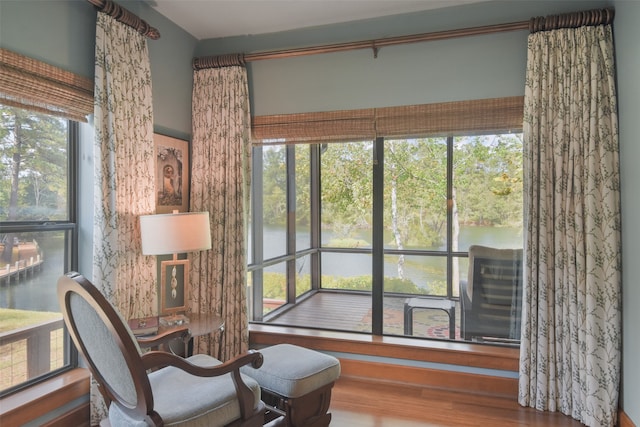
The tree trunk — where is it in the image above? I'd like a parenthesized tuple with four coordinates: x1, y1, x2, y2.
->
(390, 158, 405, 279)
(3, 112, 22, 262)
(9, 112, 22, 221)
(451, 186, 460, 293)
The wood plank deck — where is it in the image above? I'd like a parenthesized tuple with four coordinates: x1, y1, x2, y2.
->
(263, 292, 463, 340)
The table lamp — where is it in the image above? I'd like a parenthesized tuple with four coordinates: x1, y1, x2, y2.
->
(140, 211, 211, 325)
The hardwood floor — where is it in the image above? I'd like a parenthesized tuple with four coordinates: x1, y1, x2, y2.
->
(257, 306, 583, 426)
(329, 376, 584, 427)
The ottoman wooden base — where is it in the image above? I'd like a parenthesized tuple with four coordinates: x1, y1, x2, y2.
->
(262, 382, 334, 427)
(241, 344, 340, 427)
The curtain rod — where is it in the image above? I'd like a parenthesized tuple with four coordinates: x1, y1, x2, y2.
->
(194, 21, 528, 69)
(244, 21, 530, 62)
(193, 7, 614, 70)
(87, 0, 160, 39)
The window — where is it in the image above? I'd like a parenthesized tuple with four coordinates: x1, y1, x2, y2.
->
(0, 104, 78, 395)
(381, 134, 523, 338)
(248, 98, 523, 345)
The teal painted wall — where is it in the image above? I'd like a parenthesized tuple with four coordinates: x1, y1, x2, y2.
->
(1, 0, 636, 423)
(0, 0, 196, 138)
(245, 32, 527, 116)
(0, 0, 96, 77)
(195, 0, 611, 116)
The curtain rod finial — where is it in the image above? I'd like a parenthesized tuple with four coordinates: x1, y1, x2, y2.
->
(87, 0, 161, 39)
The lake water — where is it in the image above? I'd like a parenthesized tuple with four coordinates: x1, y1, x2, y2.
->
(259, 225, 523, 290)
(2, 225, 523, 313)
(1, 236, 67, 313)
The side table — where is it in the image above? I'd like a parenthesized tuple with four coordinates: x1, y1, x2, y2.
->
(404, 297, 456, 339)
(133, 313, 225, 358)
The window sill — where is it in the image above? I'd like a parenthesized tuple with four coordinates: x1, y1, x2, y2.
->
(0, 368, 90, 427)
(249, 323, 519, 372)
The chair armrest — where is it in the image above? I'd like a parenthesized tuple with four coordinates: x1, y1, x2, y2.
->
(459, 279, 471, 340)
(459, 280, 471, 307)
(141, 349, 263, 374)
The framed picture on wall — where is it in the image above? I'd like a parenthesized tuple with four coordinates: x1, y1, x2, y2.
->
(160, 259, 189, 316)
(154, 133, 189, 213)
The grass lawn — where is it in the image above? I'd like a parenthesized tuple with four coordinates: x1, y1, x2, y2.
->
(0, 308, 64, 390)
(0, 308, 61, 332)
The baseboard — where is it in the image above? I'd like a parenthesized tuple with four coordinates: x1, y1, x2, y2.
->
(619, 410, 637, 427)
(338, 358, 518, 398)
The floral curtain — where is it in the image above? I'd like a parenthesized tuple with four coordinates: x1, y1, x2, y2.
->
(518, 24, 621, 427)
(190, 66, 251, 360)
(91, 12, 156, 425)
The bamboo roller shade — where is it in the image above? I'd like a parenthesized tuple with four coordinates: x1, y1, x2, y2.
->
(0, 48, 94, 122)
(252, 96, 524, 144)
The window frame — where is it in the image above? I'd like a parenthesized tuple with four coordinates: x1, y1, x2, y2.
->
(248, 97, 524, 342)
(0, 118, 79, 397)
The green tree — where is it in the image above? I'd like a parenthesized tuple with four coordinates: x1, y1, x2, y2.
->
(385, 138, 448, 250)
(320, 141, 373, 241)
(0, 105, 67, 262)
(261, 146, 287, 226)
(295, 145, 311, 227)
(453, 134, 523, 228)
(258, 134, 522, 293)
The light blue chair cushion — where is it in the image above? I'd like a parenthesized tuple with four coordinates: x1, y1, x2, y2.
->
(70, 293, 139, 407)
(240, 344, 340, 399)
(109, 354, 261, 427)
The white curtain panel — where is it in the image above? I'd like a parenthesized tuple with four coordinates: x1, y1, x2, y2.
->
(92, 12, 157, 425)
(190, 66, 252, 361)
(519, 24, 621, 427)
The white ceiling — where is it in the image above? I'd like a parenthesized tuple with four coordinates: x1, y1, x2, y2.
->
(148, 0, 489, 40)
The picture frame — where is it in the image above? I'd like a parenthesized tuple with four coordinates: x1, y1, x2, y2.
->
(160, 259, 189, 316)
(154, 133, 189, 213)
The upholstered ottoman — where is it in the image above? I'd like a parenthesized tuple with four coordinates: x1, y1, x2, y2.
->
(241, 343, 341, 427)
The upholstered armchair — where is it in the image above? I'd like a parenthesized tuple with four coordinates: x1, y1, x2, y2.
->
(57, 272, 266, 427)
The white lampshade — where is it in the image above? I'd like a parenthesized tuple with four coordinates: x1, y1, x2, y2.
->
(140, 212, 212, 255)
